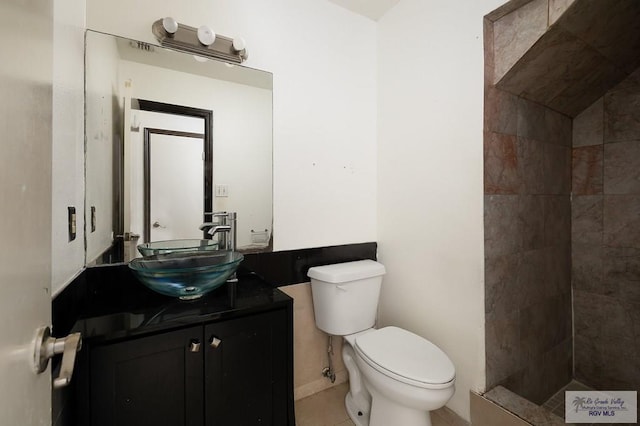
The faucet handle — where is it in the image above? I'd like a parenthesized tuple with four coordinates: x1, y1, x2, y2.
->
(204, 211, 228, 217)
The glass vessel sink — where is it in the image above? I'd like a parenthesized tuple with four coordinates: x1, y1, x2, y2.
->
(129, 250, 244, 300)
(137, 239, 219, 257)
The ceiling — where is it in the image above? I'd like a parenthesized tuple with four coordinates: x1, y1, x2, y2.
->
(327, 0, 400, 21)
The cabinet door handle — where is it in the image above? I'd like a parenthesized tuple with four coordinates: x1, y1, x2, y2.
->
(210, 336, 222, 349)
(189, 339, 201, 352)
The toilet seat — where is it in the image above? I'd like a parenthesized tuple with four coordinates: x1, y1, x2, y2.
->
(354, 326, 455, 390)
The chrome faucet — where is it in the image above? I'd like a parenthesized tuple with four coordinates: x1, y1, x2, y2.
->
(199, 212, 238, 282)
(199, 212, 237, 252)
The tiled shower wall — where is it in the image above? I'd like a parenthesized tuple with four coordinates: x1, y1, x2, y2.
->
(572, 67, 640, 391)
(483, 18, 573, 405)
(483, 87, 573, 404)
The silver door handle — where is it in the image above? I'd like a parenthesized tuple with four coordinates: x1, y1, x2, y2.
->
(116, 232, 140, 241)
(33, 326, 82, 389)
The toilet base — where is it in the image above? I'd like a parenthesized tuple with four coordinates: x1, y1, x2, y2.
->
(345, 391, 370, 426)
(369, 386, 432, 426)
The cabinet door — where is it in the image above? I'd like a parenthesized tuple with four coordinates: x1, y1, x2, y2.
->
(90, 326, 203, 426)
(204, 310, 287, 426)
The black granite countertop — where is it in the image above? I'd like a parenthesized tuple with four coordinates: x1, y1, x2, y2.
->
(53, 263, 292, 344)
(53, 242, 378, 344)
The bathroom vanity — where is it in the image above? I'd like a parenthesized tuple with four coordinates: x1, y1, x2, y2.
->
(54, 265, 294, 426)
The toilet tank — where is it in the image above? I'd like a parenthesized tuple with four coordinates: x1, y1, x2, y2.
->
(308, 260, 386, 336)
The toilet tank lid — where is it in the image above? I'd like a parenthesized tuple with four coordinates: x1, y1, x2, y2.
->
(307, 260, 386, 283)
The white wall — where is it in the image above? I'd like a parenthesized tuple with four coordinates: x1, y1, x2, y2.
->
(86, 0, 378, 251)
(377, 0, 504, 421)
(52, 0, 86, 295)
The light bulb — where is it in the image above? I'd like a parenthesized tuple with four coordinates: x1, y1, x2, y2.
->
(232, 37, 246, 52)
(162, 17, 178, 34)
(197, 25, 216, 46)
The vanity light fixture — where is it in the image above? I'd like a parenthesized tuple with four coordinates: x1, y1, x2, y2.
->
(152, 17, 248, 64)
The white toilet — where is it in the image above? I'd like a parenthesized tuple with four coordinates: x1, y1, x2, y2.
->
(308, 260, 455, 426)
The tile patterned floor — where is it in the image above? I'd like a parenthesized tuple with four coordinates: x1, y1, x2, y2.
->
(295, 382, 469, 426)
(542, 380, 593, 420)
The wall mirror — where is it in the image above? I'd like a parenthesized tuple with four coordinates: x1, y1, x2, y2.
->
(84, 30, 273, 266)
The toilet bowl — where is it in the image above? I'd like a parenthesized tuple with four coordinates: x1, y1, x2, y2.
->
(308, 260, 457, 426)
(353, 327, 455, 426)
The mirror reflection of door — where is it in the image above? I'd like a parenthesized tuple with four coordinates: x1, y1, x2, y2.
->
(145, 129, 204, 243)
(127, 101, 213, 249)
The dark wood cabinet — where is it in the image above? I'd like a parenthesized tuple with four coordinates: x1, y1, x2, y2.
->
(87, 309, 292, 426)
(205, 310, 287, 426)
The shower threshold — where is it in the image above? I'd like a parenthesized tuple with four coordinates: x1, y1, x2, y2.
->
(542, 380, 594, 420)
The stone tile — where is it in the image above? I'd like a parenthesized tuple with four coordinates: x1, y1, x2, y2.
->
(499, 24, 624, 117)
(549, 0, 576, 25)
(573, 334, 601, 386)
(574, 308, 640, 391)
(571, 243, 604, 295)
(485, 87, 518, 135)
(543, 144, 571, 195)
(558, 293, 573, 344)
(520, 295, 572, 366)
(517, 97, 547, 142)
(484, 19, 496, 86)
(603, 247, 640, 304)
(485, 252, 522, 316)
(485, 0, 537, 22)
(573, 290, 634, 343)
(557, 0, 640, 74)
(470, 391, 531, 426)
(572, 97, 604, 147)
(485, 195, 522, 257)
(519, 301, 553, 360)
(544, 244, 571, 297)
(518, 249, 547, 308)
(484, 132, 521, 194)
(572, 145, 603, 195)
(544, 196, 571, 246)
(519, 195, 544, 250)
(506, 353, 549, 405)
(547, 50, 623, 118)
(626, 299, 640, 346)
(604, 71, 640, 143)
(542, 339, 573, 400)
(492, 0, 548, 83)
(571, 195, 603, 245)
(603, 195, 640, 248)
(604, 141, 640, 194)
(518, 137, 545, 194)
(485, 309, 523, 387)
(545, 108, 572, 146)
(481, 386, 565, 425)
(574, 333, 640, 392)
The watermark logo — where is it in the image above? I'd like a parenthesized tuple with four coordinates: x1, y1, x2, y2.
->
(566, 391, 637, 423)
